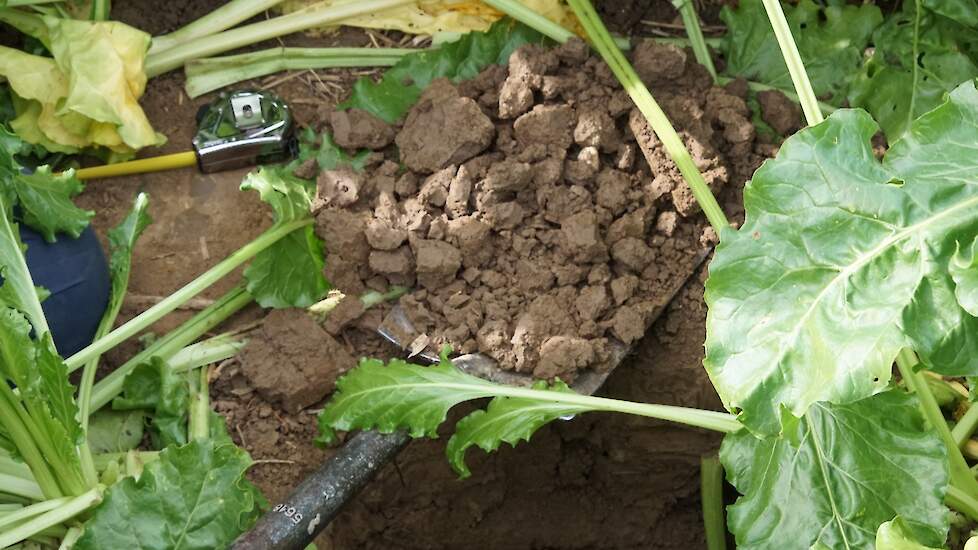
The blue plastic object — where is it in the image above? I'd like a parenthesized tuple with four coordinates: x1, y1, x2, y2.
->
(19, 225, 110, 356)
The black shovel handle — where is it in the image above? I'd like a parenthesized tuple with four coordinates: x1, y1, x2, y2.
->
(231, 430, 410, 550)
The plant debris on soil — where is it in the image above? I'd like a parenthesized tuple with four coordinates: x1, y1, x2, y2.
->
(312, 39, 771, 380)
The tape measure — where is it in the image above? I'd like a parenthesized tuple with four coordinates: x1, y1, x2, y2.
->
(74, 90, 297, 180)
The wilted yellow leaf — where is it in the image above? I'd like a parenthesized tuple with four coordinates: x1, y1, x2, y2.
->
(0, 16, 163, 155)
(279, 0, 576, 36)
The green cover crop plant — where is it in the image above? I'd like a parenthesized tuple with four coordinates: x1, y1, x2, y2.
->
(311, 1, 978, 548)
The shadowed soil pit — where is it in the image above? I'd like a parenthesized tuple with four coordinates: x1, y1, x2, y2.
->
(327, 269, 727, 549)
(68, 0, 795, 547)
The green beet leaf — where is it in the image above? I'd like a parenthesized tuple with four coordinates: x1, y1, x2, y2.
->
(876, 517, 944, 550)
(30, 332, 84, 445)
(0, 307, 84, 489)
(1, 126, 92, 242)
(446, 379, 586, 478)
(241, 167, 329, 308)
(342, 18, 546, 123)
(848, 3, 978, 140)
(705, 80, 978, 435)
(113, 358, 190, 449)
(317, 351, 499, 446)
(291, 127, 372, 175)
(241, 166, 315, 224)
(105, 192, 151, 322)
(720, 0, 882, 105)
(0, 309, 81, 448)
(87, 409, 145, 454)
(721, 391, 949, 550)
(74, 438, 264, 550)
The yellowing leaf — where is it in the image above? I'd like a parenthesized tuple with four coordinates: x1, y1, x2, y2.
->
(0, 46, 68, 105)
(0, 17, 163, 155)
(279, 0, 575, 36)
(45, 17, 160, 150)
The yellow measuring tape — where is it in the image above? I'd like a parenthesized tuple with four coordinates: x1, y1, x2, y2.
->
(73, 151, 198, 181)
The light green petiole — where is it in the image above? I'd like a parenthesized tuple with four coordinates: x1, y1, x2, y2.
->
(433, 382, 741, 433)
(757, 0, 822, 126)
(169, 333, 247, 373)
(953, 404, 978, 448)
(673, 0, 717, 81)
(145, 0, 415, 77)
(481, 0, 575, 42)
(0, 486, 101, 549)
(701, 456, 728, 550)
(150, 0, 286, 55)
(86, 285, 253, 414)
(897, 350, 978, 500)
(185, 47, 412, 98)
(567, 0, 729, 232)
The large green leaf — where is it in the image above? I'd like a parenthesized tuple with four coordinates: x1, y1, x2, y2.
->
(705, 81, 978, 435)
(74, 438, 263, 550)
(342, 18, 547, 123)
(0, 125, 92, 242)
(446, 379, 585, 478)
(241, 167, 328, 308)
(848, 3, 978, 140)
(720, 0, 882, 105)
(721, 391, 949, 550)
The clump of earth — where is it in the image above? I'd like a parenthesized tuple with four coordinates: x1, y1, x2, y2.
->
(310, 39, 768, 381)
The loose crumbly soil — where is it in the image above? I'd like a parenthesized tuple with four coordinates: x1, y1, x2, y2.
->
(312, 39, 766, 381)
(70, 1, 782, 548)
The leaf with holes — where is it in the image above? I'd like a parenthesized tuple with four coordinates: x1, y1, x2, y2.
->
(705, 80, 978, 435)
(720, 0, 882, 105)
(721, 391, 949, 550)
(848, 2, 978, 139)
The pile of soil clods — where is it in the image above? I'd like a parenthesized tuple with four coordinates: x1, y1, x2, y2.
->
(313, 39, 762, 381)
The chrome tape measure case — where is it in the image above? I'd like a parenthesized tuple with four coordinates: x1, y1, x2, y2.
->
(193, 90, 297, 173)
